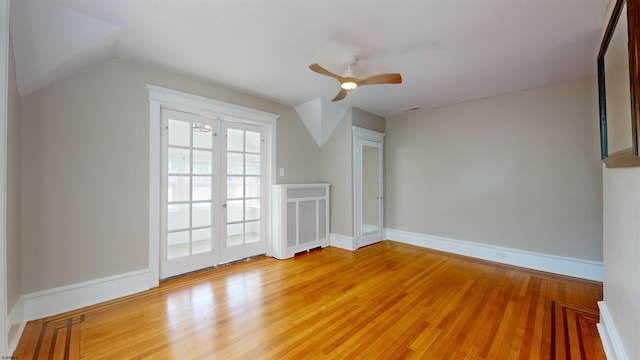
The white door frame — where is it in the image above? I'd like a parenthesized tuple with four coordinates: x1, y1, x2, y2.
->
(0, 0, 10, 354)
(147, 85, 278, 287)
(353, 126, 385, 249)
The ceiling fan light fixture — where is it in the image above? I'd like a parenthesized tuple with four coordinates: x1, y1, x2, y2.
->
(341, 81, 358, 90)
(192, 123, 212, 132)
(309, 60, 402, 101)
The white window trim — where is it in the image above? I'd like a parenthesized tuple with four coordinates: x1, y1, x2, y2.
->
(146, 84, 279, 287)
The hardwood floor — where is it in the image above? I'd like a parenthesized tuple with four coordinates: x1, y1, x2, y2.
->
(14, 241, 605, 359)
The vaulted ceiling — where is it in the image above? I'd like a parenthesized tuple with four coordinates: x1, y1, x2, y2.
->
(11, 0, 609, 121)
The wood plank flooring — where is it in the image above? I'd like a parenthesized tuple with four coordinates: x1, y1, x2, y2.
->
(14, 241, 605, 359)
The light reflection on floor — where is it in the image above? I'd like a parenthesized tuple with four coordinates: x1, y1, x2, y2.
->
(223, 271, 265, 346)
(225, 271, 263, 309)
(166, 282, 215, 330)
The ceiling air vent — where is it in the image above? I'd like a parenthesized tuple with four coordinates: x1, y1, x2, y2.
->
(402, 107, 420, 112)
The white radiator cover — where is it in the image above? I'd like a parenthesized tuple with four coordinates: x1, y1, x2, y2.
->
(272, 183, 330, 259)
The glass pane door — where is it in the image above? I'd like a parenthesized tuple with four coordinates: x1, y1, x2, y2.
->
(220, 122, 266, 263)
(362, 145, 380, 235)
(161, 109, 220, 279)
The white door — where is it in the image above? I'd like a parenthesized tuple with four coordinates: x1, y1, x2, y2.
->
(353, 127, 385, 248)
(220, 122, 267, 263)
(161, 109, 220, 278)
(161, 109, 269, 278)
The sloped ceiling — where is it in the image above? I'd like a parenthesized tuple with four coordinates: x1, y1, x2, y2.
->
(10, 0, 120, 96)
(10, 0, 609, 145)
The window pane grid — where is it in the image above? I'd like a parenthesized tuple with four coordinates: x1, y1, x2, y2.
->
(167, 200, 212, 205)
(245, 131, 261, 154)
(226, 220, 247, 225)
(227, 176, 244, 199)
(227, 152, 244, 175)
(167, 119, 217, 260)
(226, 130, 244, 247)
(191, 225, 211, 231)
(225, 128, 262, 248)
(187, 125, 194, 256)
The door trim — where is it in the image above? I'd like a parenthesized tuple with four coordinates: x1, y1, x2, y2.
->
(147, 84, 279, 287)
(1, 0, 9, 353)
(353, 126, 385, 249)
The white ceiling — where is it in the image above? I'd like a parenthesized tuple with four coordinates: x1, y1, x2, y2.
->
(11, 0, 609, 119)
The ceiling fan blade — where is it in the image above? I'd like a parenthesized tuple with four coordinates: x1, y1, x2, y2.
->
(358, 73, 402, 86)
(331, 89, 347, 102)
(309, 63, 344, 81)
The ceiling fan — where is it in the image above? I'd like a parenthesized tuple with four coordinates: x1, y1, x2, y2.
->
(309, 56, 402, 102)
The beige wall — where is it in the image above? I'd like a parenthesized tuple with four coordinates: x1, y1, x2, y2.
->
(7, 38, 20, 309)
(321, 109, 353, 237)
(20, 58, 320, 293)
(352, 107, 385, 133)
(276, 109, 322, 184)
(386, 76, 603, 261)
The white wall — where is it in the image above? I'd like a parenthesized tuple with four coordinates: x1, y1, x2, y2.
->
(386, 76, 603, 261)
(19, 58, 321, 294)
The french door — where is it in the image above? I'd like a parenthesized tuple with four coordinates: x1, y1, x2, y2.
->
(160, 109, 267, 279)
(220, 122, 267, 263)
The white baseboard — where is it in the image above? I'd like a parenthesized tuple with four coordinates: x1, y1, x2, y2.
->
(330, 233, 357, 251)
(597, 301, 629, 360)
(6, 269, 151, 355)
(384, 228, 603, 281)
(22, 269, 150, 322)
(7, 296, 25, 354)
